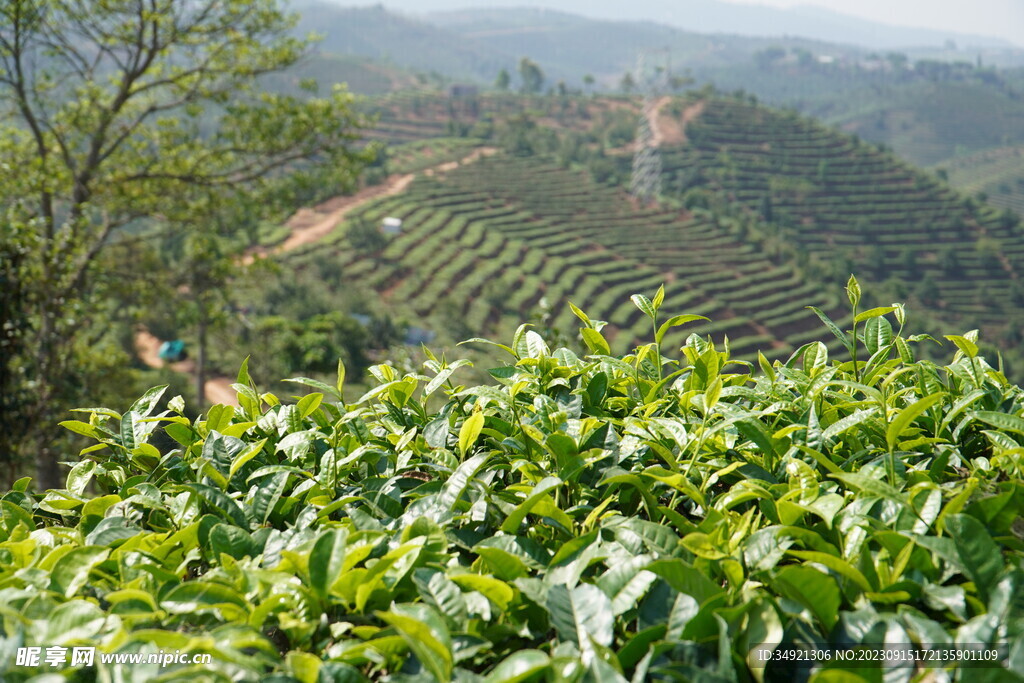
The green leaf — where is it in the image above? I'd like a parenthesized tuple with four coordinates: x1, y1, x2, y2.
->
(296, 393, 323, 420)
(59, 420, 107, 441)
(944, 514, 1003, 604)
(821, 409, 877, 442)
(568, 301, 592, 328)
(972, 411, 1024, 435)
(831, 472, 912, 510)
(652, 284, 665, 310)
(736, 418, 777, 461)
(655, 314, 708, 346)
(66, 459, 97, 495)
(162, 581, 249, 615)
(129, 384, 168, 418)
(413, 569, 467, 622)
(944, 334, 978, 359)
(786, 550, 872, 592)
(437, 452, 489, 512)
(597, 555, 658, 616)
(547, 583, 614, 650)
(863, 316, 893, 356)
(459, 337, 516, 357)
(631, 294, 656, 320)
(49, 547, 110, 598)
(185, 484, 249, 527)
(228, 438, 267, 479)
(520, 330, 548, 358)
(237, 356, 252, 386)
(646, 559, 723, 605)
(846, 274, 861, 307)
(581, 328, 612, 356)
(772, 565, 841, 631)
(500, 477, 563, 533)
(285, 652, 321, 683)
(85, 517, 140, 547)
(310, 528, 347, 599)
(886, 392, 945, 451)
(854, 306, 897, 323)
(449, 574, 514, 610)
(209, 523, 254, 560)
(807, 306, 852, 352)
(377, 603, 452, 682)
(484, 650, 550, 683)
(425, 367, 457, 396)
(120, 411, 145, 451)
(758, 351, 776, 383)
(458, 412, 485, 458)
(336, 358, 347, 399)
(283, 376, 342, 401)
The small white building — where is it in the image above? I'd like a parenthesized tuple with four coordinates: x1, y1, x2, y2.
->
(381, 217, 402, 235)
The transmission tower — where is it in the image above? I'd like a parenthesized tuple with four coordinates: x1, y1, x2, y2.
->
(630, 50, 670, 204)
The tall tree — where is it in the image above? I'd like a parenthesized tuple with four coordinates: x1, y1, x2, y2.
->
(0, 0, 372, 487)
(620, 72, 636, 94)
(518, 57, 544, 95)
(494, 68, 510, 91)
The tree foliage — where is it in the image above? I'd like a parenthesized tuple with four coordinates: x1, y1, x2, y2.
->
(0, 0, 372, 485)
(494, 68, 510, 91)
(518, 57, 545, 95)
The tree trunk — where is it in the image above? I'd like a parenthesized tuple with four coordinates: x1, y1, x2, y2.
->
(32, 305, 63, 491)
(35, 443, 62, 491)
(196, 313, 207, 413)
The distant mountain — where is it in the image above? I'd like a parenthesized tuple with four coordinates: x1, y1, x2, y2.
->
(307, 0, 1017, 50)
(293, 3, 862, 90)
(292, 2, 514, 82)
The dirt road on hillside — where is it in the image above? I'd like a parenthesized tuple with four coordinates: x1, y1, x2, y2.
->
(244, 147, 497, 264)
(143, 146, 498, 408)
(134, 329, 238, 406)
(656, 99, 704, 146)
(613, 97, 703, 155)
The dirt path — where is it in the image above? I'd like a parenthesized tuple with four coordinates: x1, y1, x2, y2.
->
(648, 97, 703, 148)
(134, 329, 239, 406)
(648, 96, 670, 148)
(143, 147, 498, 408)
(245, 147, 496, 264)
(241, 173, 415, 265)
(608, 97, 703, 155)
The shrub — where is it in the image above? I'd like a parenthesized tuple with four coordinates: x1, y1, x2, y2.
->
(2, 284, 1022, 680)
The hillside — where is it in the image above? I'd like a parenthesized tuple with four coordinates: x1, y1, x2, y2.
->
(939, 145, 1024, 215)
(810, 79, 1024, 167)
(272, 149, 847, 363)
(232, 91, 1024, 381)
(427, 7, 847, 84)
(291, 2, 513, 83)
(659, 97, 1024, 336)
(340, 0, 1022, 50)
(263, 52, 421, 95)
(290, 4, 1024, 174)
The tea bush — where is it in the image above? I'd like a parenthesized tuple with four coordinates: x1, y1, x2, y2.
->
(1, 281, 1022, 682)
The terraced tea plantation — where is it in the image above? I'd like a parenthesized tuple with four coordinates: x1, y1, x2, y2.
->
(365, 92, 628, 145)
(940, 145, 1024, 216)
(279, 150, 849, 362)
(305, 92, 1024, 374)
(663, 97, 1024, 332)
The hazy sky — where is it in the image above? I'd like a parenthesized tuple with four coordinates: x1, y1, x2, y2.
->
(721, 0, 1024, 47)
